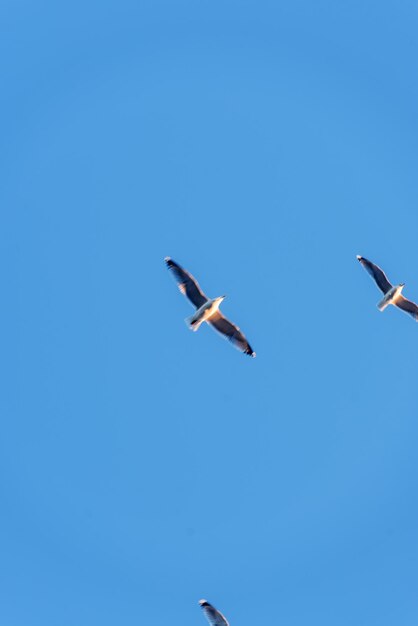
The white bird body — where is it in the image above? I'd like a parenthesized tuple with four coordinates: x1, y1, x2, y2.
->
(165, 257, 256, 356)
(357, 255, 418, 321)
(377, 284, 405, 311)
(187, 297, 225, 331)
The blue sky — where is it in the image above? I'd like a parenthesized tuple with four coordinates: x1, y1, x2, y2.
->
(2, 1, 418, 624)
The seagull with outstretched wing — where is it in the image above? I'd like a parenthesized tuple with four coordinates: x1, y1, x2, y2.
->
(199, 599, 230, 626)
(357, 255, 418, 320)
(165, 257, 255, 356)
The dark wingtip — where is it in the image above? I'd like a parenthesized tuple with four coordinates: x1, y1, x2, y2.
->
(356, 255, 362, 262)
(165, 256, 173, 267)
(199, 599, 210, 607)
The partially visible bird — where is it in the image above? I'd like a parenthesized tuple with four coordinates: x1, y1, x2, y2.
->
(165, 257, 256, 357)
(199, 599, 230, 626)
(357, 255, 418, 321)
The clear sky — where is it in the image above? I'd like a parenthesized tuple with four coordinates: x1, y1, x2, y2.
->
(2, 1, 418, 624)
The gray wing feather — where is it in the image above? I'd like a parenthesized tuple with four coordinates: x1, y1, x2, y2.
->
(209, 311, 255, 357)
(199, 600, 230, 626)
(395, 295, 418, 320)
(357, 256, 392, 294)
(165, 257, 208, 308)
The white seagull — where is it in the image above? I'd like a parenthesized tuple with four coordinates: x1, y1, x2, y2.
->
(199, 599, 230, 626)
(165, 257, 256, 357)
(357, 255, 418, 321)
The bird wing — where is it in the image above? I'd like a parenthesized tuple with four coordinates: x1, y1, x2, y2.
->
(209, 311, 256, 357)
(165, 257, 208, 308)
(394, 295, 418, 320)
(357, 256, 392, 294)
(199, 600, 230, 626)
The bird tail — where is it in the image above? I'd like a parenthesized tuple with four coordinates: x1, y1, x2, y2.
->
(377, 296, 390, 311)
(185, 315, 202, 331)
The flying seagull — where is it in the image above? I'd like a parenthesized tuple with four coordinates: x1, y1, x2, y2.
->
(199, 599, 230, 626)
(357, 255, 418, 321)
(165, 257, 256, 357)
